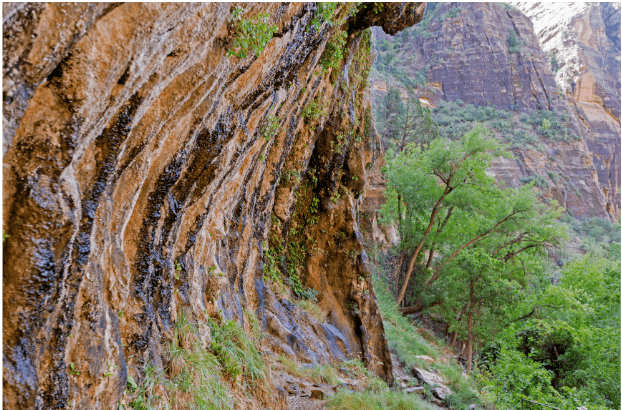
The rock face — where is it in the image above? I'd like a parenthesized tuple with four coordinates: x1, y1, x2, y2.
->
(513, 2, 621, 217)
(370, 2, 620, 219)
(2, 3, 424, 409)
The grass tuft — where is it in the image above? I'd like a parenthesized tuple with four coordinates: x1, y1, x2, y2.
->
(295, 299, 327, 323)
(123, 309, 270, 410)
(327, 390, 436, 410)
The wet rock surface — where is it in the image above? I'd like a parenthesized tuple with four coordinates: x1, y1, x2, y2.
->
(2, 3, 423, 409)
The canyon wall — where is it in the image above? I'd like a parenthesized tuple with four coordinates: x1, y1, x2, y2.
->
(514, 2, 621, 218)
(2, 3, 424, 409)
(370, 2, 620, 219)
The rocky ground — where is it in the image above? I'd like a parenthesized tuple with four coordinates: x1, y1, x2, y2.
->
(269, 340, 461, 409)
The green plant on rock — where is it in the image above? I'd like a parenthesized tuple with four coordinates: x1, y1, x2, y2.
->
(334, 230, 347, 242)
(311, 2, 339, 31)
(508, 29, 519, 53)
(261, 115, 279, 141)
(346, 300, 359, 316)
(289, 271, 318, 301)
(520, 174, 550, 189)
(227, 6, 278, 59)
(279, 169, 302, 187)
(103, 361, 116, 378)
(69, 362, 81, 377)
(330, 133, 348, 154)
(319, 30, 348, 72)
(303, 93, 330, 127)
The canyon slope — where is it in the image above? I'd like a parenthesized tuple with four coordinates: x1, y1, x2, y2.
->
(370, 2, 620, 220)
(2, 3, 424, 409)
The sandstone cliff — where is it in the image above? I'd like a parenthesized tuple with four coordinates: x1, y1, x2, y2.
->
(2, 3, 424, 409)
(514, 2, 621, 218)
(370, 2, 620, 219)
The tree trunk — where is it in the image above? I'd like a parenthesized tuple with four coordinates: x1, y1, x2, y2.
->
(395, 192, 448, 305)
(449, 331, 457, 347)
(420, 209, 524, 293)
(466, 282, 474, 372)
(394, 247, 405, 298)
(394, 194, 404, 297)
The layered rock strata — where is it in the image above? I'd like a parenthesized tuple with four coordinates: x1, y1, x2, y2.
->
(2, 3, 424, 409)
(514, 2, 621, 217)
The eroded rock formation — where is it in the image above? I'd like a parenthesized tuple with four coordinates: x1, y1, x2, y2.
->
(2, 3, 424, 409)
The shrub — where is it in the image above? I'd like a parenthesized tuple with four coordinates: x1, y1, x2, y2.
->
(227, 7, 278, 59)
(311, 2, 339, 31)
(507, 30, 527, 54)
(520, 174, 549, 189)
(508, 30, 517, 47)
(516, 320, 580, 384)
(320, 30, 348, 72)
(547, 170, 561, 182)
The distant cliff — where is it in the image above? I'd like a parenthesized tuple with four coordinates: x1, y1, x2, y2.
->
(370, 2, 620, 219)
(515, 2, 621, 217)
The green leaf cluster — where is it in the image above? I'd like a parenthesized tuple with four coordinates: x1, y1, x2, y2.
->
(227, 7, 278, 59)
(319, 30, 348, 72)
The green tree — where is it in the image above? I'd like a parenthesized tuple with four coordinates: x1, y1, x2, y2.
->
(429, 247, 530, 371)
(381, 125, 564, 311)
(375, 87, 405, 145)
(479, 254, 620, 409)
(389, 89, 438, 152)
(508, 30, 517, 47)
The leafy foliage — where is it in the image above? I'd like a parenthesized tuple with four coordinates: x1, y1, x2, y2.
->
(302, 92, 330, 127)
(227, 7, 278, 59)
(520, 174, 550, 189)
(261, 115, 279, 141)
(320, 30, 348, 72)
(432, 99, 580, 147)
(311, 2, 339, 31)
(264, 174, 321, 302)
(476, 251, 620, 410)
